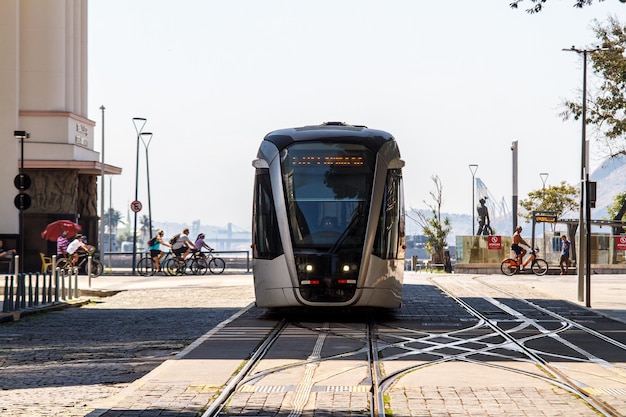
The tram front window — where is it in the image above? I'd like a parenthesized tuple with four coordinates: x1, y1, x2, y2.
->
(281, 142, 374, 249)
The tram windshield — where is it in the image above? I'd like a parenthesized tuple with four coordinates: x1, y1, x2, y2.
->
(281, 142, 375, 249)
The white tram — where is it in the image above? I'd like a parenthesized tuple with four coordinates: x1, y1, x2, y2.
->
(251, 122, 405, 308)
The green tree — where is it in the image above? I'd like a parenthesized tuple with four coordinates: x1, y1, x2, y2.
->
(561, 16, 626, 156)
(518, 181, 579, 222)
(415, 176, 452, 264)
(140, 215, 151, 240)
(607, 191, 626, 233)
(510, 0, 607, 14)
(103, 208, 122, 234)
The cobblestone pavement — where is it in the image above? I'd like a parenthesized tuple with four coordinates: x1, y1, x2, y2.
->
(0, 283, 255, 417)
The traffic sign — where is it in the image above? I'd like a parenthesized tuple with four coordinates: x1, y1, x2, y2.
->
(14, 193, 31, 210)
(130, 200, 143, 213)
(14, 174, 31, 190)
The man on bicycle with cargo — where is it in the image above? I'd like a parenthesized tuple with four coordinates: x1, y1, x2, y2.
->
(171, 228, 197, 261)
(511, 226, 530, 269)
(66, 234, 90, 266)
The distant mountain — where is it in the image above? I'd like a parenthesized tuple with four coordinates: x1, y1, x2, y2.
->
(590, 153, 626, 220)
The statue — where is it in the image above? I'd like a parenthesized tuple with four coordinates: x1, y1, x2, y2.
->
(476, 197, 493, 235)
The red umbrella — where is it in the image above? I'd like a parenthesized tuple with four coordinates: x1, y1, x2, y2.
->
(41, 220, 82, 241)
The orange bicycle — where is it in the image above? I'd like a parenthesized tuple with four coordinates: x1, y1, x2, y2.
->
(500, 247, 548, 276)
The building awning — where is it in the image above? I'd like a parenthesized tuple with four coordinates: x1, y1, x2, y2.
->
(23, 160, 122, 175)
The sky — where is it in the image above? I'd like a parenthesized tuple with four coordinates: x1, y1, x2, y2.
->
(87, 0, 625, 234)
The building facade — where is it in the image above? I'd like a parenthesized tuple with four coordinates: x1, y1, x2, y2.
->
(0, 0, 120, 271)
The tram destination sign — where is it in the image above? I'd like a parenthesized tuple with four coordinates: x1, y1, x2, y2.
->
(533, 211, 558, 223)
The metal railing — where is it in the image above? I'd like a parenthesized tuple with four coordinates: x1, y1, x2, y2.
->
(100, 250, 251, 273)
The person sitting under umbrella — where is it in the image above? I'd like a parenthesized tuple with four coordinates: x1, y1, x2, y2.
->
(66, 234, 90, 266)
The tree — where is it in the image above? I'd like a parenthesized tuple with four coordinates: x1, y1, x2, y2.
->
(510, 0, 607, 14)
(140, 215, 151, 239)
(561, 16, 626, 157)
(607, 191, 626, 233)
(103, 208, 122, 234)
(518, 181, 579, 222)
(415, 176, 452, 264)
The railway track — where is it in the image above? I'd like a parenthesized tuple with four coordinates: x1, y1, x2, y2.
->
(200, 276, 626, 416)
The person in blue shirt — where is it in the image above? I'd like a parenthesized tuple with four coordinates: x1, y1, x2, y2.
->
(560, 235, 571, 275)
(149, 229, 171, 273)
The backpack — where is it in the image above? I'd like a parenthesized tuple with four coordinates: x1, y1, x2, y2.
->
(169, 233, 180, 245)
(147, 237, 157, 247)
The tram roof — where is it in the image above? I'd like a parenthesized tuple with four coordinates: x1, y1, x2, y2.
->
(263, 122, 396, 151)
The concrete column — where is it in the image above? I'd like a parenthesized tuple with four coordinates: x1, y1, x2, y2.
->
(0, 0, 20, 233)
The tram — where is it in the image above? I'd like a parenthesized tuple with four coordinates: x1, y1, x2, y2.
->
(251, 122, 405, 308)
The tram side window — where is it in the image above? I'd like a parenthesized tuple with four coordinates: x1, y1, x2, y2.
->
(372, 169, 404, 259)
(253, 170, 284, 259)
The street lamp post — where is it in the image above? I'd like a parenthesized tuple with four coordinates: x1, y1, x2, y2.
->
(469, 164, 478, 235)
(140, 132, 154, 239)
(563, 46, 604, 306)
(540, 172, 549, 256)
(99, 106, 105, 265)
(131, 117, 147, 275)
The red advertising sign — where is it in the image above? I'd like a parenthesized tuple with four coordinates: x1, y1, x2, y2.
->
(616, 235, 626, 251)
(488, 235, 502, 250)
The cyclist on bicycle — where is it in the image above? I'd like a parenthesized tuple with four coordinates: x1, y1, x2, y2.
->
(194, 233, 213, 253)
(511, 226, 530, 269)
(149, 229, 171, 273)
(67, 234, 90, 266)
(171, 228, 197, 260)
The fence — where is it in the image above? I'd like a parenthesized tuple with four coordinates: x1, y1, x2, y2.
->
(2, 268, 80, 314)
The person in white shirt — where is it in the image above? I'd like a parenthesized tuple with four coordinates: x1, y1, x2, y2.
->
(67, 234, 90, 265)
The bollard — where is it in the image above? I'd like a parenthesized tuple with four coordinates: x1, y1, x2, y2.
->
(28, 273, 33, 308)
(61, 270, 66, 301)
(87, 255, 92, 287)
(3, 276, 9, 313)
(34, 273, 40, 306)
(10, 275, 15, 311)
(47, 271, 53, 303)
(19, 273, 26, 310)
(74, 271, 79, 299)
(54, 269, 59, 302)
(68, 270, 72, 299)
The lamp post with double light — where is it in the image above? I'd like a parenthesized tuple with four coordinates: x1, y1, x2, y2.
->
(140, 132, 154, 239)
(131, 117, 147, 275)
(540, 172, 549, 256)
(562, 45, 605, 306)
(469, 164, 478, 235)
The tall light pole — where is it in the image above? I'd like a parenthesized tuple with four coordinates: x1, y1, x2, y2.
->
(140, 132, 154, 239)
(540, 172, 549, 256)
(132, 117, 147, 275)
(563, 46, 604, 306)
(99, 105, 105, 264)
(469, 164, 478, 235)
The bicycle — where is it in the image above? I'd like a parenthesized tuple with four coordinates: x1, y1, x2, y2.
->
(56, 246, 103, 277)
(500, 247, 549, 276)
(136, 251, 175, 276)
(194, 248, 226, 274)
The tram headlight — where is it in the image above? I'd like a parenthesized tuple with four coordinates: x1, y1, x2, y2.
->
(305, 264, 314, 273)
(342, 264, 350, 273)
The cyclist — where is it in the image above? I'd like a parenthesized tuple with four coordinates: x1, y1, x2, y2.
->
(149, 229, 171, 273)
(171, 228, 197, 261)
(511, 226, 531, 269)
(66, 234, 90, 266)
(194, 233, 213, 253)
